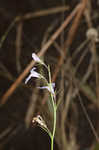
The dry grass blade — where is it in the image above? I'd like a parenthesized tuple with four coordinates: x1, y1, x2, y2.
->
(22, 6, 69, 20)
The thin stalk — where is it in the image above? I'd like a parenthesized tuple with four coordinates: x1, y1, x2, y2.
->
(52, 106, 56, 138)
(50, 105, 56, 150)
(48, 66, 57, 150)
(51, 136, 54, 150)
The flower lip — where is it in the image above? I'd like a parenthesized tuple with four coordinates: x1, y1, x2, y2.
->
(38, 83, 55, 96)
(25, 67, 43, 84)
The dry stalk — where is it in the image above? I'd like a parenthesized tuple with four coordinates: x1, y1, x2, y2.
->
(16, 21, 23, 73)
(21, 6, 69, 20)
(61, 86, 73, 150)
(55, 64, 65, 149)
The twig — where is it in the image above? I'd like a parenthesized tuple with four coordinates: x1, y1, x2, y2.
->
(0, 18, 16, 49)
(61, 86, 73, 150)
(78, 93, 99, 142)
(16, 21, 23, 73)
(21, 6, 69, 20)
(0, 62, 14, 80)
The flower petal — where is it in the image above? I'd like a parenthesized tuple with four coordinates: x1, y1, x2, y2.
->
(25, 67, 43, 84)
(32, 53, 48, 68)
(31, 69, 41, 78)
(25, 74, 32, 84)
(38, 83, 55, 96)
(32, 53, 43, 64)
(51, 83, 55, 88)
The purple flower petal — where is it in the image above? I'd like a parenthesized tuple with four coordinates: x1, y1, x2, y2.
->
(38, 83, 55, 96)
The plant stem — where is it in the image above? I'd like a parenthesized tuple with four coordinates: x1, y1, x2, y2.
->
(47, 65, 57, 150)
(53, 106, 56, 138)
(51, 105, 56, 150)
(51, 136, 54, 150)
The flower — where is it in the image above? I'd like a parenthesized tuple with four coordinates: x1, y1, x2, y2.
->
(32, 53, 44, 65)
(32, 53, 47, 68)
(32, 115, 48, 129)
(38, 83, 55, 97)
(25, 67, 43, 84)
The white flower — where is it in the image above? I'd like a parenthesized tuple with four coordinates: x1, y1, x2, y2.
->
(32, 53, 44, 65)
(25, 67, 43, 84)
(38, 83, 55, 97)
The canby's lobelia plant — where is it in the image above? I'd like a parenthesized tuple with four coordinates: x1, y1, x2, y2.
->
(25, 53, 57, 150)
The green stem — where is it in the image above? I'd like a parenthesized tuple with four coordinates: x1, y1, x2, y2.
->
(53, 106, 56, 138)
(47, 65, 57, 150)
(51, 136, 53, 150)
(51, 103, 56, 150)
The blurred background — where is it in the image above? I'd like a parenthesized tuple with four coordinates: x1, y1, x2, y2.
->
(0, 0, 99, 150)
